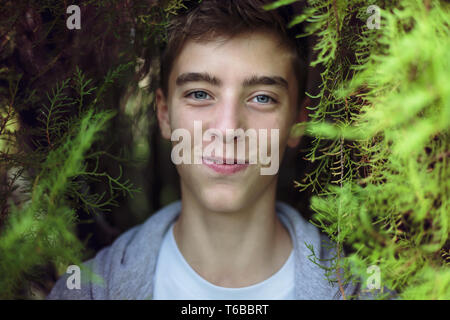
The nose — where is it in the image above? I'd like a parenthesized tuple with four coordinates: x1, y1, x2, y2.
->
(210, 94, 243, 143)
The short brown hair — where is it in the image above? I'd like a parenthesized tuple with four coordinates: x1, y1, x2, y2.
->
(159, 0, 307, 101)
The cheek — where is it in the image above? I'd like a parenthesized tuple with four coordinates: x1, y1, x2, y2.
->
(169, 100, 206, 131)
(268, 115, 296, 155)
(260, 112, 292, 141)
(169, 103, 189, 130)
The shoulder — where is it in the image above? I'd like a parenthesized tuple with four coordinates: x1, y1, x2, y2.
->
(47, 201, 182, 300)
(46, 224, 141, 300)
(275, 202, 397, 300)
(275, 201, 332, 261)
(276, 202, 360, 299)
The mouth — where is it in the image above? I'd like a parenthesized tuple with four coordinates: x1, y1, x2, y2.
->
(202, 157, 249, 174)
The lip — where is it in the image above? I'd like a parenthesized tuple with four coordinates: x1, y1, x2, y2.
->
(202, 157, 249, 175)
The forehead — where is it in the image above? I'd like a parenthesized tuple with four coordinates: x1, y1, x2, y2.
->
(169, 31, 297, 91)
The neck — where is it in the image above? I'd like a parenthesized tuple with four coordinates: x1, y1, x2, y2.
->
(173, 181, 293, 288)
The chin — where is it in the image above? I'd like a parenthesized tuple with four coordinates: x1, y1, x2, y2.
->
(178, 164, 275, 213)
(198, 184, 252, 213)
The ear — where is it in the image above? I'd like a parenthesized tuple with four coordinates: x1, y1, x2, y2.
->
(156, 88, 172, 140)
(287, 96, 310, 148)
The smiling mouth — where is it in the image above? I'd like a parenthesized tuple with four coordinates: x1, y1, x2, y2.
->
(202, 157, 249, 174)
(203, 157, 248, 165)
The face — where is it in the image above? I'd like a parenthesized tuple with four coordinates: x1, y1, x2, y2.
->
(156, 31, 302, 213)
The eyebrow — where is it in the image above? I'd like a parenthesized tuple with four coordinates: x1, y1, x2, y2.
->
(176, 72, 222, 87)
(175, 72, 289, 90)
(242, 75, 289, 90)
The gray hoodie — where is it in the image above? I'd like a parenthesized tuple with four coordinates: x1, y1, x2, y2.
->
(47, 201, 373, 300)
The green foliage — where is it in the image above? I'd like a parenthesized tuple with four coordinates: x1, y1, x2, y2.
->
(0, 67, 141, 298)
(268, 0, 450, 299)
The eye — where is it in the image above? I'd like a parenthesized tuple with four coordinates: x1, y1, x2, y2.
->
(186, 90, 212, 100)
(251, 95, 277, 104)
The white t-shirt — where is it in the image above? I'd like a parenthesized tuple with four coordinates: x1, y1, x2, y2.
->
(153, 222, 295, 300)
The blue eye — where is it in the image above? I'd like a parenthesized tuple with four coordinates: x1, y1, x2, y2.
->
(187, 91, 211, 100)
(252, 95, 275, 104)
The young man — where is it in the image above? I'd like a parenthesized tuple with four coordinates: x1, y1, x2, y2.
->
(48, 0, 363, 300)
